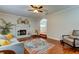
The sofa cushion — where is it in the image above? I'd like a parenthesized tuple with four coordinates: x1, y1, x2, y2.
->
(0, 34, 18, 43)
(10, 38, 18, 43)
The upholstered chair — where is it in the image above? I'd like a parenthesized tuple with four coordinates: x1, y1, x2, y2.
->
(62, 30, 79, 48)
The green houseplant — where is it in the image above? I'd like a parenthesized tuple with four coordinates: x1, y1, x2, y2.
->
(35, 29, 39, 35)
(0, 18, 14, 35)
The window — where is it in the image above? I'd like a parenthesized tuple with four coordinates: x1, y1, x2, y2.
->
(40, 18, 47, 34)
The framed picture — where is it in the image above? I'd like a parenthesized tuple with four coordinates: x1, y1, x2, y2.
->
(17, 18, 30, 24)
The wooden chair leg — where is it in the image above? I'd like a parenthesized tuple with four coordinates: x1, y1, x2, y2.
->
(73, 48, 76, 52)
(62, 42, 64, 46)
(60, 40, 64, 46)
(71, 46, 77, 52)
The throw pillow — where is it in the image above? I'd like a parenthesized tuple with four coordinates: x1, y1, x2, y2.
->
(5, 34, 13, 40)
(0, 39, 10, 46)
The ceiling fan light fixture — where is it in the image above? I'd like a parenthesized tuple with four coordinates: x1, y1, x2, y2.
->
(28, 5, 48, 15)
(33, 10, 39, 13)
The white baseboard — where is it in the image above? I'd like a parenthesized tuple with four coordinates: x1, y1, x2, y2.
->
(47, 36, 60, 41)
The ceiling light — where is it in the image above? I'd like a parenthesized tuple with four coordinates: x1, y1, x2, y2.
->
(33, 10, 39, 13)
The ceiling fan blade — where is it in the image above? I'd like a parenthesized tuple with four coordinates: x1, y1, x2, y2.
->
(30, 5, 34, 8)
(39, 10, 43, 12)
(30, 5, 37, 9)
(39, 6, 43, 9)
(30, 5, 43, 9)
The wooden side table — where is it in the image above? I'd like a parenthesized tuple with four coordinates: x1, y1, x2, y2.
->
(31, 35, 40, 38)
(17, 37, 31, 42)
(39, 34, 47, 39)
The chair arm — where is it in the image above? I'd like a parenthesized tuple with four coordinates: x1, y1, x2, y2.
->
(62, 35, 70, 40)
(73, 38, 79, 47)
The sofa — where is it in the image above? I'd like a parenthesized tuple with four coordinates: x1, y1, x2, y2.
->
(0, 34, 25, 54)
(0, 42, 24, 54)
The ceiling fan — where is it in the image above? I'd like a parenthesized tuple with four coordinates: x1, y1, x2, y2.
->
(28, 5, 48, 14)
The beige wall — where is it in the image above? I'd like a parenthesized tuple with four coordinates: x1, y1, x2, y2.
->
(46, 7, 79, 40)
(0, 12, 36, 35)
(4, 6, 79, 40)
(33, 18, 41, 34)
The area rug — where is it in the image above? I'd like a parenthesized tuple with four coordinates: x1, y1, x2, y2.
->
(24, 38, 54, 54)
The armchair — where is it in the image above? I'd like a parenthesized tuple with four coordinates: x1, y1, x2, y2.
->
(62, 30, 79, 48)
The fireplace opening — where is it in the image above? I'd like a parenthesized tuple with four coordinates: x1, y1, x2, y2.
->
(17, 30, 26, 36)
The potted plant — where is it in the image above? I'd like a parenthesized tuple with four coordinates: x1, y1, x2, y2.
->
(35, 29, 39, 35)
(0, 18, 14, 35)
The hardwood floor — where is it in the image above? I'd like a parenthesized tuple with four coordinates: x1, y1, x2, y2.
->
(47, 38, 63, 54)
(24, 37, 79, 54)
(47, 38, 79, 54)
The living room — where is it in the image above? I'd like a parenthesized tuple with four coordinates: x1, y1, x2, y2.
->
(0, 5, 79, 54)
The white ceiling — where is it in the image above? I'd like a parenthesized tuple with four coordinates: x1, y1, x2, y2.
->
(0, 5, 77, 19)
